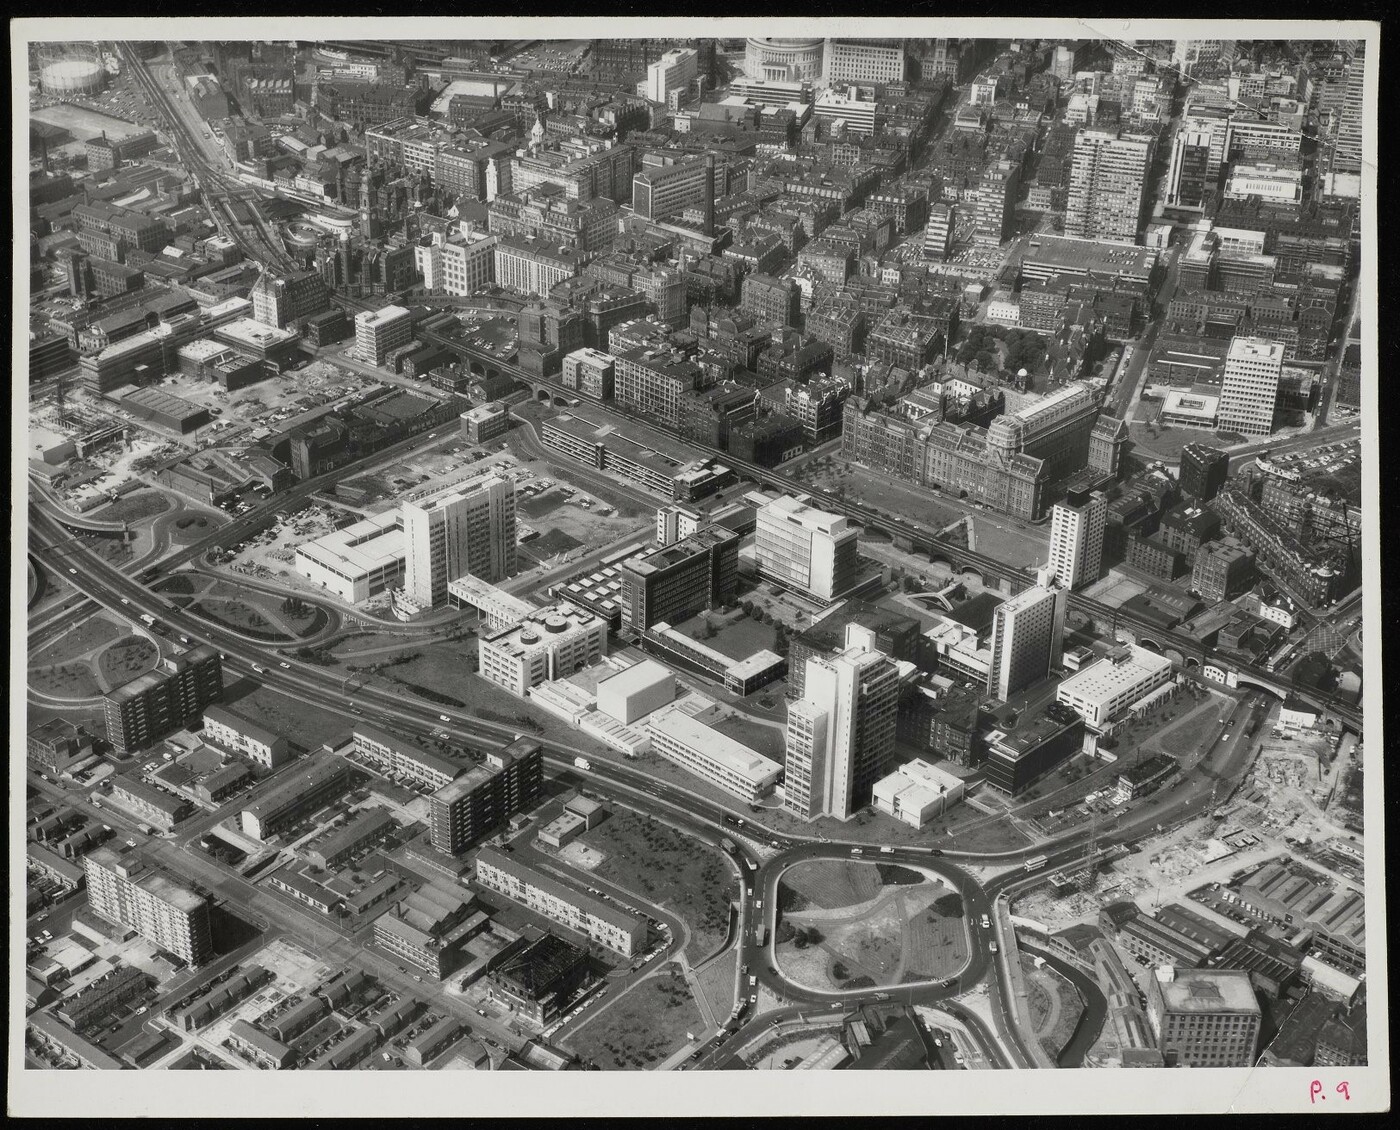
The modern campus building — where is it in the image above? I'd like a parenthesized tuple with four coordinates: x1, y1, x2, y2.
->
(1049, 488, 1108, 590)
(294, 510, 406, 603)
(754, 494, 861, 603)
(1217, 336, 1285, 438)
(645, 709, 783, 802)
(981, 702, 1086, 797)
(474, 845, 647, 955)
(1145, 966, 1262, 1068)
(103, 646, 224, 757)
(477, 603, 609, 696)
(784, 625, 901, 820)
(988, 579, 1067, 701)
(428, 738, 544, 855)
(84, 845, 212, 966)
(399, 473, 517, 611)
(872, 759, 966, 827)
(618, 526, 739, 635)
(1056, 645, 1176, 730)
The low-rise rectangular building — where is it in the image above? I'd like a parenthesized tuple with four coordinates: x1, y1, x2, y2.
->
(352, 724, 464, 791)
(1056, 645, 1175, 730)
(240, 759, 354, 841)
(474, 845, 646, 955)
(644, 709, 783, 802)
(202, 704, 291, 770)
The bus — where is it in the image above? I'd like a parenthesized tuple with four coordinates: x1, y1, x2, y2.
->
(1023, 855, 1048, 872)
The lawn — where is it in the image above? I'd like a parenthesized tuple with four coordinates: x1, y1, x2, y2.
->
(77, 534, 133, 566)
(157, 574, 197, 595)
(222, 683, 356, 753)
(582, 808, 736, 963)
(779, 860, 882, 912)
(95, 491, 173, 523)
(563, 967, 705, 1070)
(710, 715, 786, 762)
(30, 617, 124, 667)
(693, 949, 738, 1024)
(189, 598, 283, 638)
(168, 514, 217, 544)
(95, 636, 160, 687)
(29, 662, 102, 699)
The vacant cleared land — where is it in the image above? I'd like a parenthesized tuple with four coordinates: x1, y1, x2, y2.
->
(94, 491, 173, 523)
(1153, 703, 1224, 757)
(582, 808, 736, 963)
(564, 967, 705, 1069)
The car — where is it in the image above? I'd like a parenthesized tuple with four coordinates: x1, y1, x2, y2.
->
(41, 930, 53, 941)
(35, 912, 48, 922)
(749, 994, 757, 1004)
(748, 975, 757, 986)
(279, 662, 291, 669)
(121, 597, 129, 605)
(850, 847, 863, 855)
(251, 664, 265, 673)
(755, 899, 762, 910)
(136, 1005, 147, 1014)
(68, 567, 77, 574)
(440, 714, 451, 723)
(127, 839, 137, 847)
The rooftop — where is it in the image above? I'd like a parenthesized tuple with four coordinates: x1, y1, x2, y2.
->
(1155, 968, 1261, 1014)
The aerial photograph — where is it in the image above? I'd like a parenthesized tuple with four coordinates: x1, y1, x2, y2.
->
(13, 16, 1385, 1117)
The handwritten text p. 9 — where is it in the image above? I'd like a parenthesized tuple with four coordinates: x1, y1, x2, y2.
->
(1310, 1080, 1352, 1103)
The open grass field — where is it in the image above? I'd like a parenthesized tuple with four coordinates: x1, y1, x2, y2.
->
(693, 949, 738, 1023)
(77, 534, 134, 566)
(29, 662, 102, 699)
(563, 967, 704, 1069)
(96, 636, 160, 687)
(779, 860, 882, 911)
(30, 616, 124, 667)
(901, 894, 971, 981)
(583, 808, 736, 963)
(776, 866, 969, 991)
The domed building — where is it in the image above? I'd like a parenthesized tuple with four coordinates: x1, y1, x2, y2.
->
(743, 37, 825, 83)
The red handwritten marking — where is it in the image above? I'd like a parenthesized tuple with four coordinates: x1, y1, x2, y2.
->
(1310, 1081, 1325, 1103)
(1336, 1083, 1351, 1101)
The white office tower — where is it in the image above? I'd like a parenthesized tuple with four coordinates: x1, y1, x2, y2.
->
(755, 494, 860, 602)
(1048, 488, 1108, 590)
(646, 47, 698, 106)
(1332, 42, 1365, 176)
(784, 625, 900, 820)
(1217, 336, 1284, 438)
(401, 473, 517, 610)
(1065, 128, 1153, 244)
(823, 39, 907, 86)
(987, 577, 1066, 702)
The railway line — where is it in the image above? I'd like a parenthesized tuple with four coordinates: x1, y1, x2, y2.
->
(116, 42, 301, 275)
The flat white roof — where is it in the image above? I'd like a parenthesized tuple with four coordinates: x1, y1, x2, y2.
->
(296, 511, 405, 577)
(648, 710, 782, 783)
(596, 659, 673, 698)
